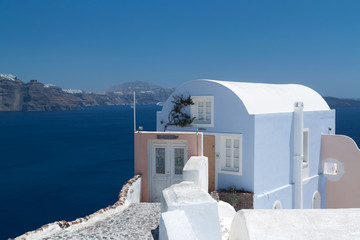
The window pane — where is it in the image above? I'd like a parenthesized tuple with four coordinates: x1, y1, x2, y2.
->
(234, 157, 239, 168)
(226, 148, 232, 158)
(234, 148, 239, 158)
(226, 157, 231, 167)
(205, 101, 211, 122)
(198, 101, 204, 121)
(198, 113, 204, 120)
(156, 148, 165, 174)
(234, 139, 239, 148)
(206, 104, 211, 114)
(226, 139, 231, 148)
(174, 148, 185, 175)
(206, 114, 211, 121)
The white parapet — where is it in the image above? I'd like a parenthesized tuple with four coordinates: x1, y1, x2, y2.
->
(218, 201, 236, 240)
(160, 210, 197, 240)
(229, 208, 360, 240)
(160, 181, 221, 240)
(218, 200, 236, 218)
(125, 177, 142, 204)
(182, 156, 208, 192)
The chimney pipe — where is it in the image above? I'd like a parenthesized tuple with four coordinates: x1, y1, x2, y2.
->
(293, 102, 304, 209)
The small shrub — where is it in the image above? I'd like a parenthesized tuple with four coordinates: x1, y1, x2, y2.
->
(217, 188, 254, 211)
(164, 94, 195, 131)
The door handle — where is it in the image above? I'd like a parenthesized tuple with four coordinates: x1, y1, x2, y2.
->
(166, 171, 170, 176)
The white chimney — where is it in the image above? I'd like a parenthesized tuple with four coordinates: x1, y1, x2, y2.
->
(293, 102, 304, 209)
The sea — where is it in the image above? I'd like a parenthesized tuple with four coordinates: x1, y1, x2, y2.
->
(0, 105, 359, 239)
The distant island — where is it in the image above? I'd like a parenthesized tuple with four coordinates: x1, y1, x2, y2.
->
(0, 74, 174, 111)
(0, 74, 359, 111)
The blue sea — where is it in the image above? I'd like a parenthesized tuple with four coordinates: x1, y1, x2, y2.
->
(0, 106, 359, 239)
(0, 105, 161, 239)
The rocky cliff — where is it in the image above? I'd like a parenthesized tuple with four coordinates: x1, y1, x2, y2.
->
(106, 81, 174, 104)
(2, 74, 358, 111)
(0, 76, 87, 111)
(0, 74, 174, 111)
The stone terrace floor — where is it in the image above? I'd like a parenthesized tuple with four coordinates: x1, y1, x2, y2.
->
(44, 203, 161, 240)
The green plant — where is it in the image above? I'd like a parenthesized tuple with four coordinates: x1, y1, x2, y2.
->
(164, 94, 195, 131)
(229, 185, 237, 193)
(228, 185, 239, 207)
(229, 193, 239, 208)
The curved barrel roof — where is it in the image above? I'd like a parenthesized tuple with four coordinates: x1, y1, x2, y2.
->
(201, 79, 330, 114)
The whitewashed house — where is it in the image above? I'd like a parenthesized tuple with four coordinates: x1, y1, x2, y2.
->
(154, 79, 335, 209)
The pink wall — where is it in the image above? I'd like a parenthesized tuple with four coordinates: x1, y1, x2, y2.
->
(134, 131, 203, 202)
(321, 134, 360, 208)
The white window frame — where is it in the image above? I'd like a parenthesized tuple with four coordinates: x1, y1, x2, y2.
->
(191, 96, 214, 127)
(220, 134, 242, 175)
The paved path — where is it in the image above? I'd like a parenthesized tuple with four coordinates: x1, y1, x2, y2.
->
(44, 203, 161, 240)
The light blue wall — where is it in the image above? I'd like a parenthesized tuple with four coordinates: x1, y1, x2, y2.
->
(253, 113, 293, 193)
(254, 185, 293, 209)
(303, 110, 336, 176)
(253, 110, 335, 209)
(156, 80, 255, 192)
(302, 110, 335, 208)
(303, 176, 320, 209)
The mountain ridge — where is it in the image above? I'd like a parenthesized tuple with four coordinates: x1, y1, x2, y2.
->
(107, 81, 171, 92)
(1, 74, 359, 111)
(0, 75, 174, 111)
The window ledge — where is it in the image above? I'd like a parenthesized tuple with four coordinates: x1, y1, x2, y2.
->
(220, 168, 242, 176)
(193, 120, 211, 124)
(192, 123, 214, 128)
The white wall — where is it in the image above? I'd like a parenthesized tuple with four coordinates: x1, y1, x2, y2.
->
(183, 156, 209, 192)
(160, 182, 221, 240)
(125, 177, 142, 204)
(229, 208, 360, 240)
(160, 210, 197, 240)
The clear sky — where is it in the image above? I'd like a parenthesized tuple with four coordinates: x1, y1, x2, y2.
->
(1, 0, 359, 98)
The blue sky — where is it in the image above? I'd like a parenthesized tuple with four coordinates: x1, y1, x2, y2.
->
(0, 0, 359, 98)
